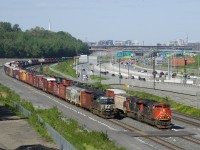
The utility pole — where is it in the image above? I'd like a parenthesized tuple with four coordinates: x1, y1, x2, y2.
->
(198, 55, 199, 77)
(183, 51, 187, 84)
(128, 63, 130, 79)
(119, 58, 121, 84)
(153, 52, 155, 90)
(99, 56, 102, 84)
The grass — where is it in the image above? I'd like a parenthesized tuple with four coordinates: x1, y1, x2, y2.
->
(90, 75, 107, 81)
(42, 65, 64, 78)
(38, 107, 125, 150)
(0, 84, 53, 142)
(52, 60, 78, 78)
(0, 83, 125, 150)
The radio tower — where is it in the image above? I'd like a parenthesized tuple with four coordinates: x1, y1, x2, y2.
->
(48, 19, 51, 31)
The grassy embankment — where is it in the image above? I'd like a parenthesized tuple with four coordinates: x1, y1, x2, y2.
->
(90, 75, 107, 81)
(0, 83, 125, 150)
(42, 65, 64, 78)
(51, 60, 78, 78)
(50, 60, 108, 81)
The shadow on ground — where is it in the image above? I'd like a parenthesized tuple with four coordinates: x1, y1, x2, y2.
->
(15, 144, 58, 150)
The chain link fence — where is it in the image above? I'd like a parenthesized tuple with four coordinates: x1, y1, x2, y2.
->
(13, 102, 76, 150)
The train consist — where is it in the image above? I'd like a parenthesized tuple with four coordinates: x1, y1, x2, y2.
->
(4, 58, 172, 129)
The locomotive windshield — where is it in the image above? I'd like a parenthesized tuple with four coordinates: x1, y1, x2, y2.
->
(163, 104, 170, 108)
(99, 97, 114, 104)
(155, 105, 162, 109)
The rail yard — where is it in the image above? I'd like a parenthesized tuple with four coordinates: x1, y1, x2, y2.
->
(0, 58, 200, 150)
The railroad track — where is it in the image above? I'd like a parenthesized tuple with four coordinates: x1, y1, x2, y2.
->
(172, 115, 200, 128)
(181, 136, 200, 145)
(109, 119, 184, 150)
(173, 111, 200, 121)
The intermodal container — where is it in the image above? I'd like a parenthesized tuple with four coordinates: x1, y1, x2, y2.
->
(33, 75, 37, 87)
(106, 89, 126, 98)
(8, 67, 13, 77)
(36, 75, 44, 89)
(13, 68, 19, 79)
(114, 94, 129, 113)
(62, 79, 72, 86)
(21, 70, 26, 82)
(19, 70, 26, 82)
(80, 90, 93, 110)
(25, 72, 30, 84)
(53, 82, 59, 96)
(66, 86, 82, 105)
(15, 69, 20, 80)
(42, 77, 56, 93)
(58, 83, 66, 100)
(29, 73, 33, 85)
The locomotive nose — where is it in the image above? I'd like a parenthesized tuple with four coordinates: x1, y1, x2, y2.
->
(159, 109, 171, 120)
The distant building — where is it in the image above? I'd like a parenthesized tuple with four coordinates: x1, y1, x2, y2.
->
(106, 40, 114, 46)
(87, 42, 97, 46)
(125, 40, 132, 46)
(97, 40, 114, 46)
(188, 42, 200, 51)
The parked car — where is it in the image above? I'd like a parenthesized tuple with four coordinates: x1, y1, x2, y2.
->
(152, 71, 157, 75)
(183, 73, 187, 79)
(190, 73, 194, 76)
(111, 74, 115, 76)
(138, 76, 146, 81)
(131, 75, 135, 79)
(172, 73, 177, 78)
(141, 70, 147, 73)
(159, 72, 164, 77)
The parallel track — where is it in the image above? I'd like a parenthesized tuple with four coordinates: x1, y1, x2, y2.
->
(172, 116, 200, 128)
(173, 111, 200, 121)
(109, 119, 184, 150)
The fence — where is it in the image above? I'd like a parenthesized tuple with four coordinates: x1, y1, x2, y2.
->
(13, 102, 76, 150)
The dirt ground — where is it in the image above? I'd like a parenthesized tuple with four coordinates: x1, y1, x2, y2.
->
(0, 105, 58, 150)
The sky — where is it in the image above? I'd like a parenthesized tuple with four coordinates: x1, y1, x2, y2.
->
(0, 0, 200, 45)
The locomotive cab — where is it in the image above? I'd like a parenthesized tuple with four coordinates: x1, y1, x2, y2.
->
(153, 103, 172, 128)
(91, 96, 114, 118)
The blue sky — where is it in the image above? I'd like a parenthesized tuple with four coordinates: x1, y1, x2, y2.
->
(0, 0, 200, 45)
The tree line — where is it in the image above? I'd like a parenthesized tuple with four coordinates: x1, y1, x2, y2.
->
(0, 22, 90, 58)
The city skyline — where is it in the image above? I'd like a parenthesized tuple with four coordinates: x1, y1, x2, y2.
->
(0, 0, 200, 45)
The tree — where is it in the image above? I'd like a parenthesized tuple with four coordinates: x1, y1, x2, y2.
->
(12, 24, 21, 32)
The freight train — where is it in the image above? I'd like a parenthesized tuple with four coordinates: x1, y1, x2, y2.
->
(3, 58, 172, 128)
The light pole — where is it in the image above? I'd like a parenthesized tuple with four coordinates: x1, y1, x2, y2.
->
(119, 58, 121, 85)
(99, 56, 102, 84)
(153, 53, 155, 90)
(183, 51, 187, 84)
(151, 48, 156, 90)
(127, 62, 130, 79)
(198, 54, 199, 77)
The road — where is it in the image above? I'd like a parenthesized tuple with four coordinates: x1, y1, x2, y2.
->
(77, 62, 200, 108)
